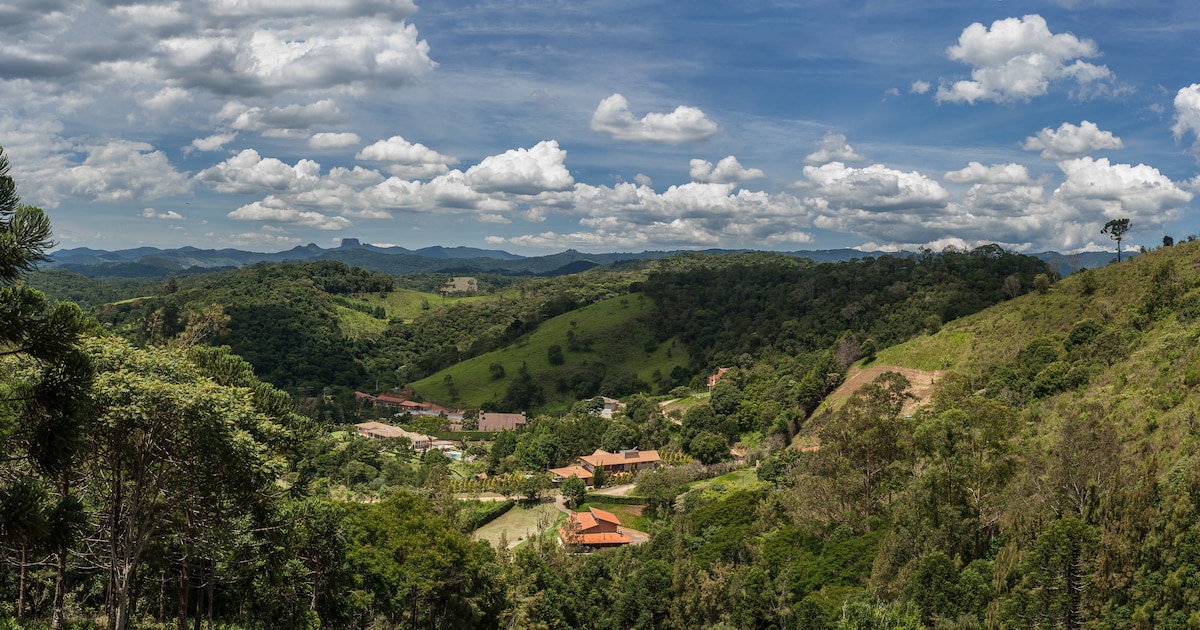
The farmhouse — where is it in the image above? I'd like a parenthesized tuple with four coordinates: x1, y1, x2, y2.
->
(579, 449, 661, 475)
(559, 507, 632, 549)
(354, 422, 434, 450)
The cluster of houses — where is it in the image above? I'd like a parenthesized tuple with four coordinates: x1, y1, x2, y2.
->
(355, 391, 461, 419)
(355, 391, 531, 432)
(354, 389, 671, 552)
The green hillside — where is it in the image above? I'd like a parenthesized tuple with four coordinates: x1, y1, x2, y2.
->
(876, 238, 1200, 463)
(408, 292, 688, 410)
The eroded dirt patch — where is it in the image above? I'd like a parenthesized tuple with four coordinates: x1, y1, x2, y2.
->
(826, 365, 946, 417)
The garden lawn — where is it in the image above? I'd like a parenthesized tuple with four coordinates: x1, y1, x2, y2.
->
(473, 501, 566, 549)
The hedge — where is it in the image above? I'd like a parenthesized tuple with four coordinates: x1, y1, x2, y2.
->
(462, 499, 515, 530)
(581, 493, 650, 506)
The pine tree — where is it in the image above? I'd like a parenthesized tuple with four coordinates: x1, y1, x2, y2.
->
(0, 144, 94, 628)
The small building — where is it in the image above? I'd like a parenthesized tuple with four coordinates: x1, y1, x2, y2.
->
(354, 422, 433, 450)
(599, 396, 625, 419)
(578, 449, 661, 475)
(707, 367, 730, 389)
(478, 411, 527, 432)
(559, 507, 632, 549)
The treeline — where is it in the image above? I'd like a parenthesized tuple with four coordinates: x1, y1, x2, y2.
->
(639, 247, 1053, 370)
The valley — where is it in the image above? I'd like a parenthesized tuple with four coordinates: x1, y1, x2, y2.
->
(10, 221, 1200, 629)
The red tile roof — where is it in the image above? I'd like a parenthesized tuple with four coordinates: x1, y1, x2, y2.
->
(549, 465, 594, 481)
(570, 531, 632, 545)
(579, 449, 661, 468)
(589, 507, 621, 525)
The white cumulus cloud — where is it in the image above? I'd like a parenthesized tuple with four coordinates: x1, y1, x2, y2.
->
(142, 207, 184, 220)
(1054, 157, 1192, 220)
(188, 133, 237, 153)
(228, 196, 352, 230)
(356, 135, 458, 178)
(308, 132, 361, 150)
(590, 93, 718, 144)
(196, 149, 321, 194)
(464, 140, 574, 195)
(1173, 84, 1200, 154)
(804, 133, 867, 166)
(40, 140, 192, 206)
(943, 162, 1035, 185)
(1022, 120, 1123, 160)
(689, 156, 765, 184)
(219, 99, 347, 134)
(158, 18, 434, 96)
(936, 14, 1112, 104)
(798, 162, 950, 214)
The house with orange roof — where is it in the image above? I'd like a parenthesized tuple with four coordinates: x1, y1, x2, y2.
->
(578, 449, 661, 475)
(559, 507, 633, 549)
(707, 367, 730, 389)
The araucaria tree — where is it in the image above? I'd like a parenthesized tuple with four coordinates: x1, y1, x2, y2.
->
(0, 144, 94, 629)
(1102, 218, 1131, 262)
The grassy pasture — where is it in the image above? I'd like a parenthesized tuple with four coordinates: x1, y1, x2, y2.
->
(409, 292, 690, 409)
(472, 501, 565, 549)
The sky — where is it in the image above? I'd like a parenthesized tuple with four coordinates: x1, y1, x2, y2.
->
(3, 0, 1200, 256)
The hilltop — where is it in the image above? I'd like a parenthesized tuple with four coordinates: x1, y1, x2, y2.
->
(42, 238, 1120, 278)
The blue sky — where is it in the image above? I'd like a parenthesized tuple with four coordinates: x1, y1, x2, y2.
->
(3, 0, 1200, 255)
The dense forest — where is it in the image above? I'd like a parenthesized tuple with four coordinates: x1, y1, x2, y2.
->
(13, 136, 1200, 629)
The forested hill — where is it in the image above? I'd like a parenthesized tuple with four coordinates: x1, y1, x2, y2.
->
(638, 247, 1053, 371)
(65, 247, 1055, 406)
(763, 237, 1200, 627)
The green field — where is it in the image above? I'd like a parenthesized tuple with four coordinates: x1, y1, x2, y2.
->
(334, 287, 505, 342)
(409, 292, 690, 409)
(472, 501, 565, 549)
(872, 330, 972, 371)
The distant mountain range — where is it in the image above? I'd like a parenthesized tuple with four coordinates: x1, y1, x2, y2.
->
(45, 238, 1125, 279)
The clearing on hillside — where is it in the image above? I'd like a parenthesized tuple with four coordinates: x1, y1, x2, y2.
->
(793, 365, 945, 452)
(824, 365, 946, 418)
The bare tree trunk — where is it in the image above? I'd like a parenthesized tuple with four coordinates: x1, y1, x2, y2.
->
(51, 544, 68, 630)
(157, 567, 165, 623)
(52, 472, 72, 630)
(178, 552, 189, 630)
(192, 561, 202, 630)
(18, 544, 26, 621)
(107, 452, 121, 630)
(206, 556, 215, 630)
(114, 561, 135, 630)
